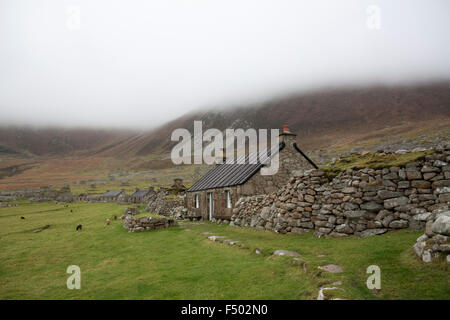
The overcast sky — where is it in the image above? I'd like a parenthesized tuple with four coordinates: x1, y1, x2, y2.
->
(0, 0, 449, 129)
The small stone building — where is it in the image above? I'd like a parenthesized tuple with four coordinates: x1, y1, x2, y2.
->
(185, 126, 317, 220)
(100, 190, 124, 202)
(130, 187, 155, 203)
(77, 193, 89, 202)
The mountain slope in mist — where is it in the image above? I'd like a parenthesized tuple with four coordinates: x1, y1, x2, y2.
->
(132, 82, 450, 155)
(0, 82, 449, 157)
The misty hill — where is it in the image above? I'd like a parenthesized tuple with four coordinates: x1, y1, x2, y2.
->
(0, 82, 449, 157)
(128, 82, 450, 155)
(0, 127, 138, 156)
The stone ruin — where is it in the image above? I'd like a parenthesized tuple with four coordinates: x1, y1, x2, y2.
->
(413, 206, 450, 262)
(124, 207, 139, 215)
(145, 189, 184, 216)
(0, 185, 74, 203)
(123, 215, 177, 232)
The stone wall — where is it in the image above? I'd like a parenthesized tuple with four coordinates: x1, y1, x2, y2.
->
(230, 151, 450, 238)
(146, 190, 184, 216)
(123, 215, 177, 232)
(413, 206, 449, 262)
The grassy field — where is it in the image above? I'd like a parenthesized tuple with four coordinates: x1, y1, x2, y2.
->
(0, 201, 448, 300)
(321, 150, 434, 177)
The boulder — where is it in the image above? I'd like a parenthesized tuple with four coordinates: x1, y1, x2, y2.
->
(318, 264, 343, 273)
(273, 250, 301, 257)
(360, 228, 387, 237)
(431, 214, 450, 236)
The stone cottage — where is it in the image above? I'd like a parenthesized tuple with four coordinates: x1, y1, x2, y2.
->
(185, 126, 317, 220)
(130, 187, 155, 203)
(100, 190, 124, 202)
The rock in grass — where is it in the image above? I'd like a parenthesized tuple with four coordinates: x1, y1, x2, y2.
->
(317, 287, 339, 300)
(318, 264, 343, 273)
(431, 213, 450, 236)
(272, 250, 301, 257)
(208, 236, 225, 241)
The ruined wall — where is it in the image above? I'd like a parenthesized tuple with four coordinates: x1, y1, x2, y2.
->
(146, 190, 184, 216)
(123, 215, 177, 232)
(230, 151, 450, 238)
(413, 206, 449, 263)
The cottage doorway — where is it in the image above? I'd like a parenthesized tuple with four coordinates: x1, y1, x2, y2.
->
(207, 192, 213, 220)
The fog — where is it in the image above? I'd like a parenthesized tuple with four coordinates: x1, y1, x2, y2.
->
(0, 0, 449, 129)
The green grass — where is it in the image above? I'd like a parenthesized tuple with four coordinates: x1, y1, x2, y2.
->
(0, 202, 448, 299)
(322, 150, 433, 176)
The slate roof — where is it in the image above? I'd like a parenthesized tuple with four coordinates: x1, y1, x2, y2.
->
(187, 142, 282, 192)
(130, 190, 150, 198)
(187, 142, 318, 192)
(101, 190, 122, 198)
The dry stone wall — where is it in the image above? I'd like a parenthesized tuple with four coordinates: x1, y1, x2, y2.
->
(123, 216, 177, 232)
(413, 206, 450, 262)
(146, 191, 184, 216)
(230, 150, 450, 238)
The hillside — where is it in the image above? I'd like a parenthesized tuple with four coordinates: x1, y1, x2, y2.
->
(121, 82, 450, 156)
(0, 127, 139, 157)
(1, 82, 449, 158)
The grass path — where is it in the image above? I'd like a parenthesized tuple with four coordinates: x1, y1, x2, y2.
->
(0, 202, 448, 299)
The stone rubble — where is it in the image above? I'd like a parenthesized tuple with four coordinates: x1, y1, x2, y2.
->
(413, 206, 450, 262)
(123, 215, 177, 232)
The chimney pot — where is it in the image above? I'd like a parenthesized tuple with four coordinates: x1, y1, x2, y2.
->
(283, 124, 290, 133)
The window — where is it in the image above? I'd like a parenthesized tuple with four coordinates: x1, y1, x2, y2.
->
(195, 194, 199, 208)
(226, 190, 231, 208)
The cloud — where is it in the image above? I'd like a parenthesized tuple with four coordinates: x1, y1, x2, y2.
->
(0, 0, 449, 129)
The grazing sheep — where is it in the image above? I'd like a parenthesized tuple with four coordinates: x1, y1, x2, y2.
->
(105, 218, 111, 226)
(20, 216, 25, 220)
(76, 224, 82, 231)
(113, 215, 117, 220)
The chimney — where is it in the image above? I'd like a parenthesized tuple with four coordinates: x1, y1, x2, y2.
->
(279, 124, 297, 145)
(173, 178, 183, 187)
